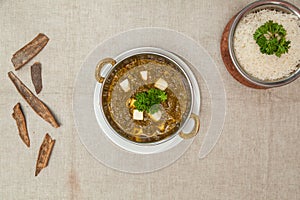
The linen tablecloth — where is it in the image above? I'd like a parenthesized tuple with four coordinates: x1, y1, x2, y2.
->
(1, 0, 299, 199)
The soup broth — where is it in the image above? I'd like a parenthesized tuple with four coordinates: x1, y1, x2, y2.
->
(101, 54, 190, 143)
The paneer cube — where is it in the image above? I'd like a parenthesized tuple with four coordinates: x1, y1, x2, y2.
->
(133, 109, 143, 120)
(154, 78, 168, 91)
(140, 71, 148, 81)
(149, 110, 162, 122)
(120, 79, 130, 92)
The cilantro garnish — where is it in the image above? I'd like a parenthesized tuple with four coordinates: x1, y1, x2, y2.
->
(134, 88, 167, 114)
(253, 20, 291, 57)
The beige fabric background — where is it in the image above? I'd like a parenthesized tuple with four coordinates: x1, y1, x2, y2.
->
(1, 0, 299, 199)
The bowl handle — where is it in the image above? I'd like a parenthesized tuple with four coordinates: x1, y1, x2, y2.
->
(179, 113, 200, 139)
(95, 58, 116, 83)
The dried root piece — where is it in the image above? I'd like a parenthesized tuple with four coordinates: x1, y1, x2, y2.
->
(35, 133, 55, 176)
(8, 71, 60, 128)
(11, 33, 49, 70)
(31, 62, 43, 94)
(12, 103, 30, 147)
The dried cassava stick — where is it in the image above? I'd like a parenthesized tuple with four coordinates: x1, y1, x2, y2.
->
(8, 71, 60, 128)
(35, 133, 55, 176)
(12, 103, 30, 147)
(31, 62, 43, 94)
(11, 33, 49, 70)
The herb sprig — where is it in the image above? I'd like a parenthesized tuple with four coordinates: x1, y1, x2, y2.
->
(253, 20, 291, 57)
(134, 88, 167, 114)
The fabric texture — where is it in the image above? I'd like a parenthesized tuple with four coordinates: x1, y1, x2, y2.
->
(0, 0, 299, 199)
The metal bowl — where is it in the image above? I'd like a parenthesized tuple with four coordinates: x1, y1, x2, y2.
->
(228, 0, 300, 88)
(94, 47, 200, 151)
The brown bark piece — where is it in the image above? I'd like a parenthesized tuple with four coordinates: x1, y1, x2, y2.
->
(8, 71, 60, 128)
(220, 16, 266, 89)
(31, 62, 43, 94)
(35, 133, 55, 176)
(12, 103, 30, 147)
(11, 33, 49, 70)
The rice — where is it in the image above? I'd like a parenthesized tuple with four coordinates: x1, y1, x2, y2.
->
(234, 9, 300, 80)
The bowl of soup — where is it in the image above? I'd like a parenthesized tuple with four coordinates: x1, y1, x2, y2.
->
(94, 47, 200, 152)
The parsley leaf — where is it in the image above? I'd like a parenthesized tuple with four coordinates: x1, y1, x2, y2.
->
(253, 20, 291, 57)
(134, 88, 167, 114)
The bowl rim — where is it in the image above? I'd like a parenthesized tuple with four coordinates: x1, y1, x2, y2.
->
(98, 47, 197, 146)
(228, 0, 300, 87)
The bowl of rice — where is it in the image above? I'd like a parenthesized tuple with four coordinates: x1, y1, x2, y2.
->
(228, 0, 300, 88)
